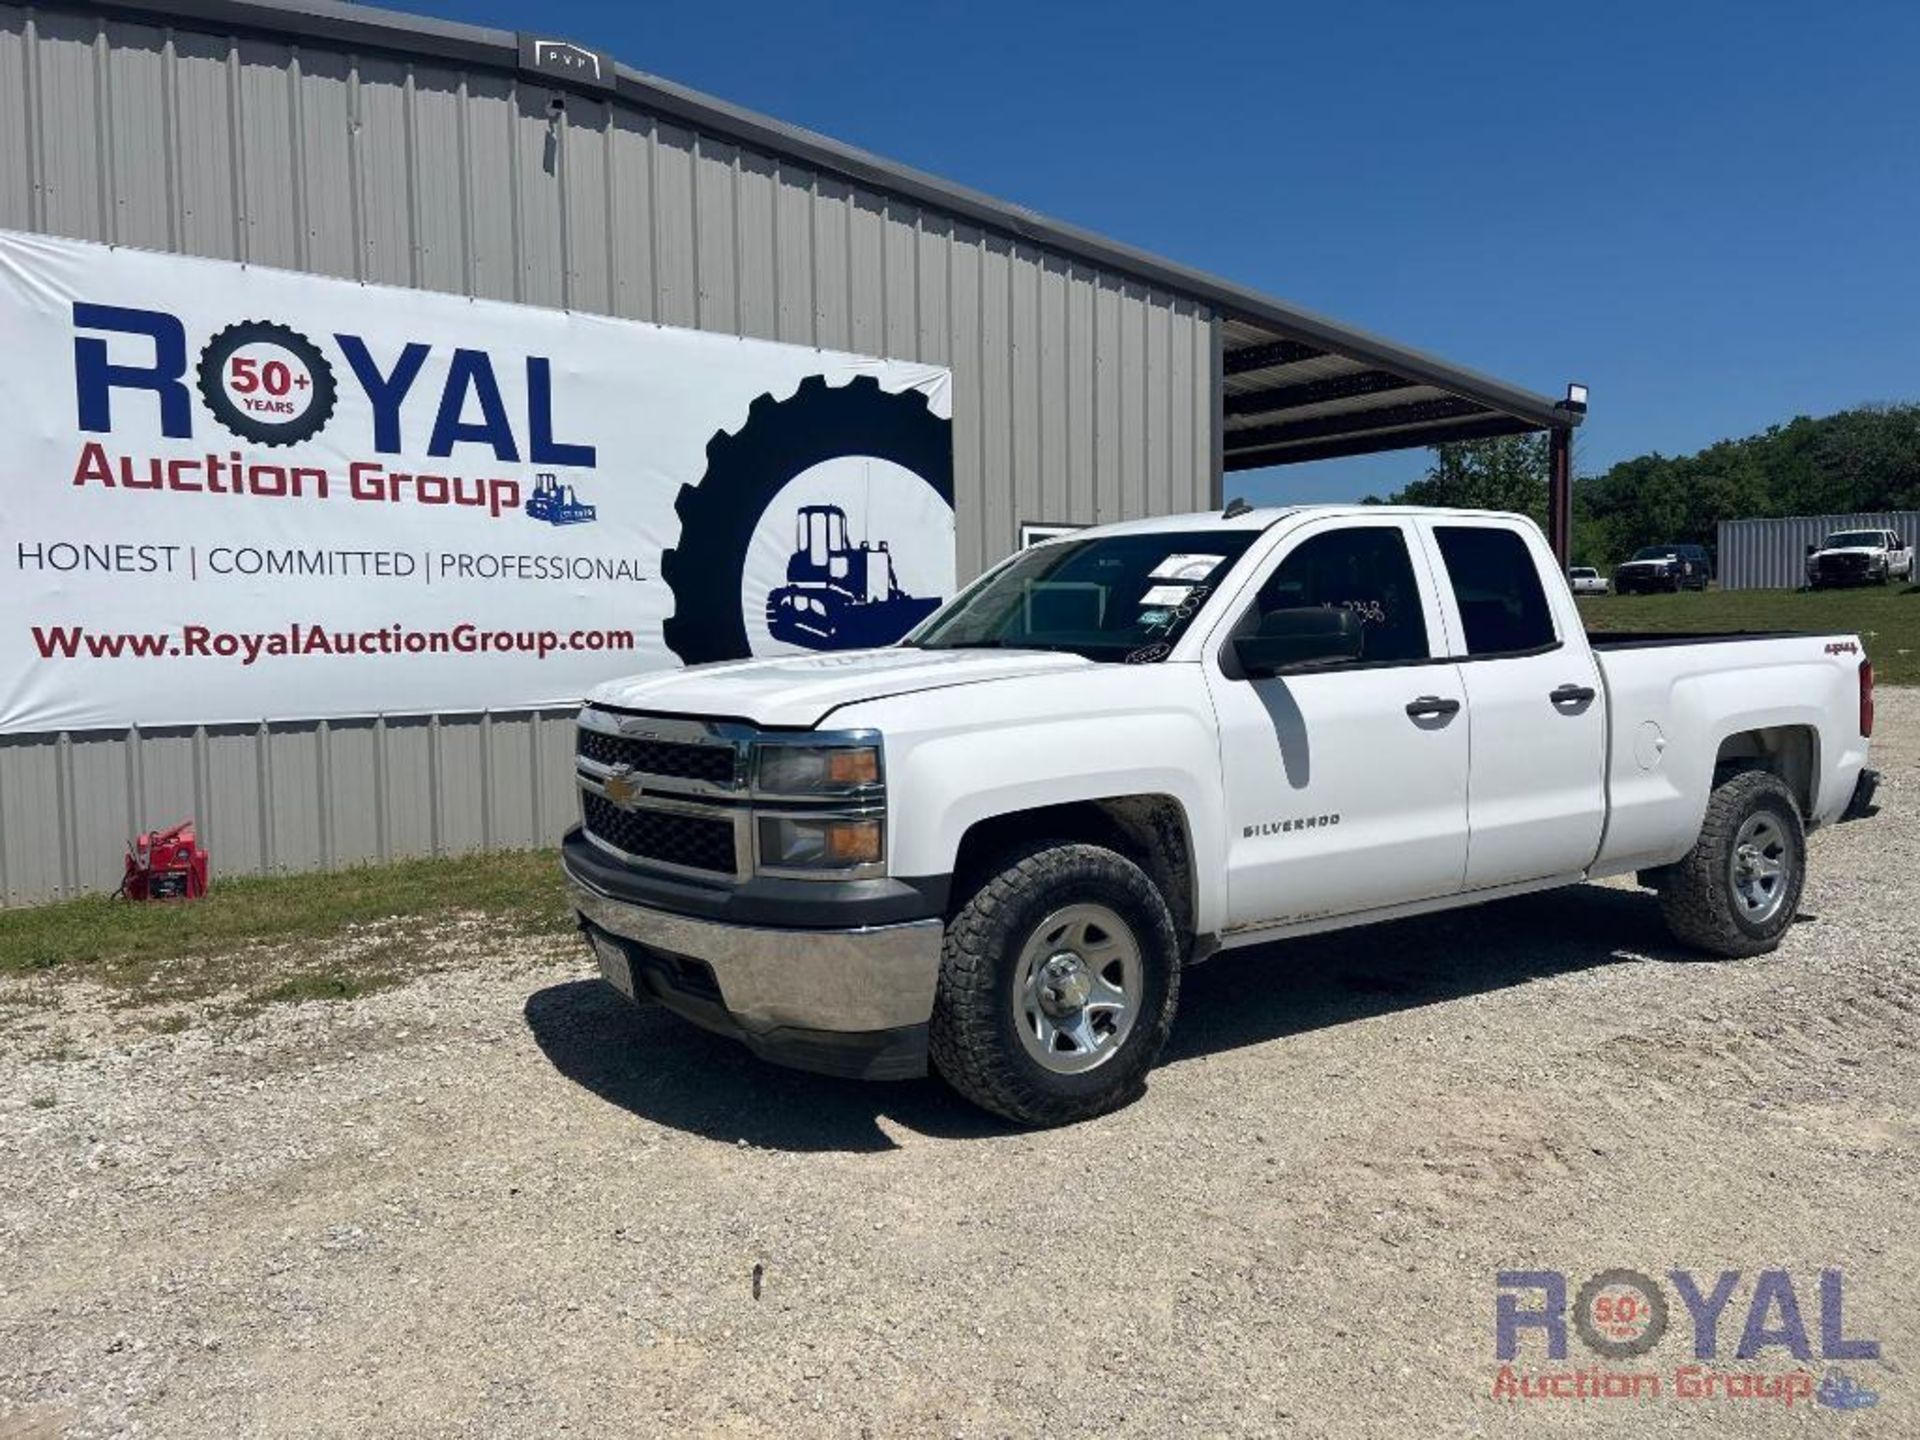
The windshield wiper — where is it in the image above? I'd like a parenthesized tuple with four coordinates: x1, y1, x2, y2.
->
(922, 639, 1096, 657)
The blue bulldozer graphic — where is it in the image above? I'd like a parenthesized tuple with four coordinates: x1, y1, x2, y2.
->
(524, 472, 597, 526)
(766, 504, 942, 650)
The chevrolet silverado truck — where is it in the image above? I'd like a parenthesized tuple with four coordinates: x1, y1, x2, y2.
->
(1805, 527, 1915, 589)
(563, 506, 1879, 1125)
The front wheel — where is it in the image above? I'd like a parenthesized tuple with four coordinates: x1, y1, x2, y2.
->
(1657, 770, 1806, 957)
(929, 842, 1181, 1125)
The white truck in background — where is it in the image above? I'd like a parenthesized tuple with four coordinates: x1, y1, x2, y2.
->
(563, 506, 1880, 1124)
(1805, 527, 1915, 588)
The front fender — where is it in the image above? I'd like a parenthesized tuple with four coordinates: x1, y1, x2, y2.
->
(834, 668, 1228, 934)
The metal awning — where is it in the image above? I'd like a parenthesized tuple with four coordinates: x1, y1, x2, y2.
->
(1218, 316, 1580, 474)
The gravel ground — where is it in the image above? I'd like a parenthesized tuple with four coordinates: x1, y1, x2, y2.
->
(3, 692, 1916, 1439)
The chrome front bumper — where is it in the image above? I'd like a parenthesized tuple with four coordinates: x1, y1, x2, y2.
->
(567, 871, 944, 1035)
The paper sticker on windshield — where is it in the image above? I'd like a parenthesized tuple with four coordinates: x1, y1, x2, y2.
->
(1138, 608, 1173, 627)
(1139, 584, 1193, 607)
(1151, 554, 1226, 582)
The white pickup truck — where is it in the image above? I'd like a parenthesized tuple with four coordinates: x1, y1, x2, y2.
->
(564, 505, 1880, 1124)
(1805, 527, 1915, 589)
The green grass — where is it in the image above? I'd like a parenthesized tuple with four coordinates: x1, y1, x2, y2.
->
(1579, 584, 1920, 686)
(0, 849, 572, 1011)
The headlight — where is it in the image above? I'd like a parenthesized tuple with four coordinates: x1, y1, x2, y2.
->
(754, 742, 881, 796)
(758, 815, 883, 871)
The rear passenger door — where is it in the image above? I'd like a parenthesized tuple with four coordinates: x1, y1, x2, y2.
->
(1419, 518, 1607, 889)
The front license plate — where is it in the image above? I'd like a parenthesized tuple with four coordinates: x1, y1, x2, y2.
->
(592, 933, 637, 1001)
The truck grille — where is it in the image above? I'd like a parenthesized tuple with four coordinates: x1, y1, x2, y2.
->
(581, 793, 738, 876)
(577, 727, 738, 787)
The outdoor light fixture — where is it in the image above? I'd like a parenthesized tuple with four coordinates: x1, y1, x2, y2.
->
(1562, 382, 1590, 413)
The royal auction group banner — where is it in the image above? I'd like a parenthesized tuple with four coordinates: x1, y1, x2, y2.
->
(0, 230, 955, 733)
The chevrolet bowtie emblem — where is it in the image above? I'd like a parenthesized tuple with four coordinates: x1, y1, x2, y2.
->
(602, 768, 643, 805)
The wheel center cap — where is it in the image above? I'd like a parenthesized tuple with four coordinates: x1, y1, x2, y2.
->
(1037, 952, 1092, 1017)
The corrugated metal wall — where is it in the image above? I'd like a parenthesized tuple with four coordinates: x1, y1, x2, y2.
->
(0, 3, 1217, 904)
(1717, 511, 1920, 591)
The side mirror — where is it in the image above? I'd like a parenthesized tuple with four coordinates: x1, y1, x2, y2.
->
(1232, 607, 1365, 678)
(1805, 544, 1818, 557)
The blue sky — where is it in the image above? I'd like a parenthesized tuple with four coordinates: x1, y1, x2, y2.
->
(408, 0, 1920, 504)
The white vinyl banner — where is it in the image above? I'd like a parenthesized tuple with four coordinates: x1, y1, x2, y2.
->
(0, 231, 955, 733)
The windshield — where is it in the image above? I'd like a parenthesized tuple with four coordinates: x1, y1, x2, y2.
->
(909, 531, 1259, 662)
(1631, 546, 1678, 561)
(1825, 532, 1885, 549)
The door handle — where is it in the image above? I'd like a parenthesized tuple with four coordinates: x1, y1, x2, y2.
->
(1550, 683, 1597, 706)
(1405, 695, 1461, 720)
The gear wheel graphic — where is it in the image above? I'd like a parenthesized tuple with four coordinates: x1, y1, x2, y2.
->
(195, 319, 338, 446)
(660, 374, 953, 664)
(1573, 1268, 1670, 1359)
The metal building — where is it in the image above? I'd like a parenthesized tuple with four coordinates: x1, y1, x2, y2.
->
(0, 0, 1582, 904)
(1717, 511, 1920, 591)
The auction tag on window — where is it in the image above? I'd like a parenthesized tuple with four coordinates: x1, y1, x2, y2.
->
(1150, 554, 1226, 582)
(1139, 584, 1194, 606)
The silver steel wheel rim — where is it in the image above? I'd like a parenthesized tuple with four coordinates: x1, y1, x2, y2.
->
(1014, 903, 1141, 1075)
(1730, 811, 1792, 925)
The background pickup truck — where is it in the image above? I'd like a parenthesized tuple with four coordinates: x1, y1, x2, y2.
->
(564, 505, 1879, 1124)
(1805, 527, 1915, 588)
(1612, 542, 1712, 593)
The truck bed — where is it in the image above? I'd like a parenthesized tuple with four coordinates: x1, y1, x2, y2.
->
(1588, 624, 1869, 874)
(1587, 628, 1811, 650)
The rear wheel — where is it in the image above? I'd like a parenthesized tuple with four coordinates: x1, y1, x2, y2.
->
(930, 842, 1180, 1126)
(1658, 770, 1805, 957)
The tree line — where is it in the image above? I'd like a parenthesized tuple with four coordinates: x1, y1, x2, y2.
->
(1363, 403, 1920, 566)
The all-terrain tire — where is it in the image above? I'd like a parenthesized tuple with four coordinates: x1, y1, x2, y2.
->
(1657, 770, 1806, 957)
(659, 374, 952, 664)
(929, 841, 1181, 1126)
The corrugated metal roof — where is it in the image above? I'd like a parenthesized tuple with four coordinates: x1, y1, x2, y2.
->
(87, 0, 1581, 471)
(1214, 316, 1569, 470)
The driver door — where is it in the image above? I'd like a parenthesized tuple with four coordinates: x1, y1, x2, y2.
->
(1205, 517, 1470, 929)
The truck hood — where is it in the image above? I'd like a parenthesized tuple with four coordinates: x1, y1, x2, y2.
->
(1811, 546, 1881, 559)
(585, 647, 1093, 728)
